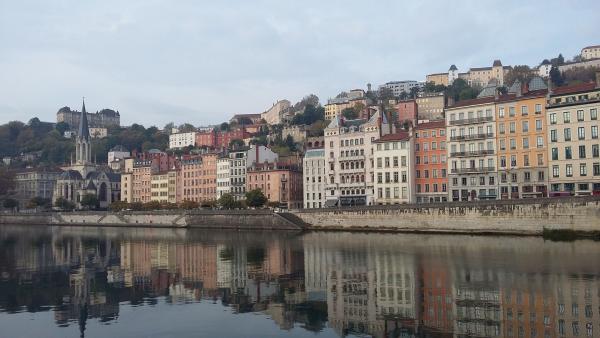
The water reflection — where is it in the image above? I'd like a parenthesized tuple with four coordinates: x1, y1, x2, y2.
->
(0, 225, 599, 338)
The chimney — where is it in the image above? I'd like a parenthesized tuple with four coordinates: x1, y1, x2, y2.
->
(522, 81, 529, 95)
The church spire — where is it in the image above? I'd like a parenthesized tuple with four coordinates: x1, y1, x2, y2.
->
(78, 97, 90, 141)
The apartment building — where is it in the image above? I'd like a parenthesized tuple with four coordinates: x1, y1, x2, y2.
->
(216, 157, 231, 199)
(547, 78, 600, 196)
(416, 93, 445, 121)
(13, 168, 62, 208)
(199, 153, 217, 202)
(373, 131, 415, 204)
(379, 81, 423, 97)
(150, 170, 177, 204)
(415, 121, 448, 203)
(324, 89, 370, 120)
(179, 156, 202, 202)
(303, 148, 326, 208)
(324, 111, 390, 207)
(168, 132, 196, 149)
(246, 162, 303, 209)
(131, 160, 157, 203)
(446, 97, 498, 201)
(496, 84, 549, 199)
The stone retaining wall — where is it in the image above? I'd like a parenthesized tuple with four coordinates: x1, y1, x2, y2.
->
(292, 196, 600, 235)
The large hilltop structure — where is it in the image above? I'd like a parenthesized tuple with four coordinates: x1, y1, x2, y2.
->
(56, 105, 120, 131)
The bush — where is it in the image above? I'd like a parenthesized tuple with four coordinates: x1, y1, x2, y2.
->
(2, 198, 18, 210)
(109, 201, 128, 211)
(143, 201, 161, 211)
(245, 189, 267, 208)
(179, 200, 199, 210)
(54, 197, 75, 211)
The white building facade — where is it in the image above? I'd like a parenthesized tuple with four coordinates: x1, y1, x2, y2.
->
(373, 132, 415, 204)
(303, 148, 326, 208)
(168, 132, 196, 149)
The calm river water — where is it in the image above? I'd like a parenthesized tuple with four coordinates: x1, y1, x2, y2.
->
(0, 225, 599, 338)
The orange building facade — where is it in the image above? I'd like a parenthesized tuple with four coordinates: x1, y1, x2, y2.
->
(415, 120, 448, 203)
(246, 162, 303, 209)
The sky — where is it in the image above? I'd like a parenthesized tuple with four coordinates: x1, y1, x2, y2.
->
(0, 0, 599, 127)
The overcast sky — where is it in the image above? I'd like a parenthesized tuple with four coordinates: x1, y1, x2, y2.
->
(1, 0, 599, 127)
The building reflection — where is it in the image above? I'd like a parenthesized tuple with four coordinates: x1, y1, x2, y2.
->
(0, 227, 600, 338)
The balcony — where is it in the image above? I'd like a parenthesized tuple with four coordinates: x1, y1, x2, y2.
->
(449, 116, 493, 126)
(451, 166, 496, 174)
(340, 154, 365, 161)
(450, 133, 494, 141)
(450, 150, 495, 158)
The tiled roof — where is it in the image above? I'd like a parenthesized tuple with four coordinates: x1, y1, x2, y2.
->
(551, 82, 597, 96)
(374, 131, 410, 142)
(447, 96, 496, 109)
(416, 120, 446, 130)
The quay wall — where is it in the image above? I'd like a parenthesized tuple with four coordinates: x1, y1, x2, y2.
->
(291, 196, 600, 235)
(0, 210, 302, 230)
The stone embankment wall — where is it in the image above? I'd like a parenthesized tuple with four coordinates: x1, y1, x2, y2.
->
(0, 210, 303, 230)
(292, 196, 600, 235)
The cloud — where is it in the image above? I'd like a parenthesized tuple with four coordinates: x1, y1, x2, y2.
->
(0, 0, 599, 126)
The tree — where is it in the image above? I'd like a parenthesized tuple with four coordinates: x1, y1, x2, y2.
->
(378, 87, 395, 102)
(557, 53, 565, 65)
(179, 200, 199, 210)
(229, 139, 245, 149)
(505, 65, 534, 85)
(55, 122, 70, 135)
(218, 193, 239, 209)
(245, 189, 267, 208)
(2, 198, 18, 210)
(54, 197, 75, 211)
(80, 194, 99, 210)
(0, 168, 15, 196)
(129, 202, 143, 211)
(220, 122, 230, 131)
(163, 122, 175, 134)
(409, 87, 420, 99)
(341, 107, 359, 120)
(26, 197, 51, 209)
(109, 201, 128, 211)
(549, 66, 564, 87)
(143, 201, 161, 210)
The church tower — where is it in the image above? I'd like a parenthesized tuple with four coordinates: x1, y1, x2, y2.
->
(75, 98, 91, 165)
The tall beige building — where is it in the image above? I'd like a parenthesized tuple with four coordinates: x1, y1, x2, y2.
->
(547, 78, 600, 196)
(150, 170, 178, 204)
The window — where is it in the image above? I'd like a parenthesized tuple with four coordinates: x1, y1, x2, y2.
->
(553, 165, 559, 177)
(521, 105, 528, 115)
(594, 163, 600, 176)
(551, 130, 557, 142)
(509, 122, 516, 133)
(564, 128, 571, 141)
(499, 123, 505, 134)
(522, 121, 529, 132)
(566, 164, 573, 177)
(591, 108, 598, 120)
(592, 126, 598, 139)
(499, 107, 505, 118)
(552, 148, 559, 160)
(550, 113, 557, 124)
(564, 112, 571, 123)
(577, 109, 584, 121)
(509, 106, 515, 117)
(579, 145, 586, 159)
(579, 127, 586, 140)
(566, 146, 572, 159)
(535, 104, 542, 114)
(593, 145, 599, 158)
(536, 119, 542, 131)
(580, 163, 587, 176)
(523, 137, 529, 149)
(510, 138, 516, 150)
(537, 136, 544, 148)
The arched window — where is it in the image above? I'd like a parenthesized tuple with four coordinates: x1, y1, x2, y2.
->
(99, 182, 108, 202)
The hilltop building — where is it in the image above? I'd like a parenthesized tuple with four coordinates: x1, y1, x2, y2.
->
(56, 106, 120, 130)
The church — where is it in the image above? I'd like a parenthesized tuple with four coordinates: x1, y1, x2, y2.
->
(53, 99, 121, 209)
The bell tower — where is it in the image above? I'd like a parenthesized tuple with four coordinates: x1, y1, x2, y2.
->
(75, 98, 91, 165)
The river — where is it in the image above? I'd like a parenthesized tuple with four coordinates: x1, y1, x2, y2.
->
(0, 225, 598, 338)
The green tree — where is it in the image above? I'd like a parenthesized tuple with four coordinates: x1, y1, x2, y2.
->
(0, 168, 15, 195)
(220, 122, 230, 131)
(109, 201, 128, 211)
(218, 193, 239, 209)
(550, 66, 564, 87)
(80, 194, 99, 210)
(229, 139, 245, 149)
(26, 197, 51, 209)
(129, 202, 143, 211)
(143, 201, 161, 210)
(341, 107, 358, 120)
(179, 200, 199, 210)
(54, 197, 75, 211)
(2, 198, 18, 210)
(55, 122, 70, 135)
(245, 189, 267, 208)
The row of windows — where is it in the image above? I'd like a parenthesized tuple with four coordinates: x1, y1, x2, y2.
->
(499, 154, 544, 168)
(414, 129, 446, 138)
(451, 176, 496, 186)
(449, 109, 493, 121)
(498, 104, 543, 117)
(416, 155, 447, 165)
(416, 183, 447, 193)
(375, 141, 408, 151)
(551, 145, 600, 160)
(549, 108, 598, 124)
(376, 156, 408, 168)
(499, 171, 545, 183)
(550, 126, 598, 141)
(499, 137, 544, 150)
(498, 120, 543, 134)
(415, 169, 447, 179)
(552, 163, 600, 178)
(415, 141, 446, 151)
(376, 172, 408, 184)
(377, 187, 409, 199)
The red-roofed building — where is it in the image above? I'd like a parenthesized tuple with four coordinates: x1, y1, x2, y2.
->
(373, 130, 415, 204)
(415, 120, 448, 203)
